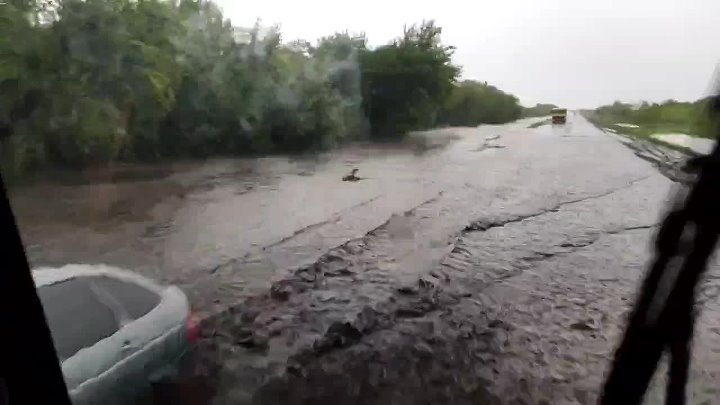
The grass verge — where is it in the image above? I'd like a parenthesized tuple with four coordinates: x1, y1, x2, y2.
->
(582, 112, 700, 157)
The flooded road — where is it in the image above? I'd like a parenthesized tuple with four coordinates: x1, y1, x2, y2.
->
(11, 115, 720, 404)
(12, 117, 599, 313)
(12, 134, 475, 311)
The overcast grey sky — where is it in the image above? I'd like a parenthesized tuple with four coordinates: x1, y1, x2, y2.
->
(216, 0, 720, 108)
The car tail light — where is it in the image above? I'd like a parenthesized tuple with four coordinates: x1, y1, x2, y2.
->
(186, 313, 200, 344)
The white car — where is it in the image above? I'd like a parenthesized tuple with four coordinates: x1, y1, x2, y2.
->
(33, 264, 201, 405)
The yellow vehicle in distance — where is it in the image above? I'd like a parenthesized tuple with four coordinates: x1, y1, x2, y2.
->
(551, 108, 567, 124)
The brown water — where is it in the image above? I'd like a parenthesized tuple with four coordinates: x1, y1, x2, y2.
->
(9, 117, 661, 317)
(15, 117, 720, 404)
(10, 125, 510, 314)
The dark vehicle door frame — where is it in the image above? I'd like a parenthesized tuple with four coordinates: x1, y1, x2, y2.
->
(0, 172, 72, 405)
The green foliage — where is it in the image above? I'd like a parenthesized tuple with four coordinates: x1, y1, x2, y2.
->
(440, 80, 523, 126)
(593, 98, 716, 139)
(522, 103, 558, 118)
(2, 0, 368, 171)
(1, 3, 525, 180)
(360, 21, 460, 136)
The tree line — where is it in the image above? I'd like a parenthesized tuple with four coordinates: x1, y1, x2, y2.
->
(521, 103, 558, 118)
(1, 0, 527, 179)
(592, 98, 716, 138)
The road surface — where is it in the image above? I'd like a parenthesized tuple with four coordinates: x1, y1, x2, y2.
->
(10, 114, 720, 403)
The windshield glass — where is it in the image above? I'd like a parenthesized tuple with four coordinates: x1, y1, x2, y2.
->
(3, 0, 720, 404)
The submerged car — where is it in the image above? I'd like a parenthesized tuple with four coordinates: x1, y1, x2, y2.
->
(33, 264, 200, 405)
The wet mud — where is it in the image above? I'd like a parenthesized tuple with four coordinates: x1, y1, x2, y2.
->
(11, 116, 720, 404)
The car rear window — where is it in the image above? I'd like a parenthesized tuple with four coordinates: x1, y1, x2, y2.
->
(38, 278, 119, 360)
(37, 276, 161, 360)
(90, 276, 161, 319)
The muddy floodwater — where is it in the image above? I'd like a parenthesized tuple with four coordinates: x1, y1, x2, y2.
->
(11, 116, 720, 404)
(11, 121, 539, 314)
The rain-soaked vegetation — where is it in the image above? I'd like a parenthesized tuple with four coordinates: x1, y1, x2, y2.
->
(587, 98, 716, 139)
(521, 103, 559, 118)
(1, 0, 526, 181)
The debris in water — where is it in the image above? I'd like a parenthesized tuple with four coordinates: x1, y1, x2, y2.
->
(342, 168, 362, 182)
(569, 319, 599, 331)
(270, 281, 297, 301)
(397, 285, 419, 295)
(475, 140, 506, 152)
(313, 321, 363, 354)
(235, 330, 270, 351)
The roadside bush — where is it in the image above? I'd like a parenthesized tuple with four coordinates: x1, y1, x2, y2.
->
(593, 98, 716, 138)
(522, 103, 558, 118)
(360, 21, 460, 137)
(1, 2, 529, 181)
(440, 80, 523, 126)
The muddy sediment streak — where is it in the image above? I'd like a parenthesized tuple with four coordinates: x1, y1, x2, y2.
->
(196, 172, 667, 405)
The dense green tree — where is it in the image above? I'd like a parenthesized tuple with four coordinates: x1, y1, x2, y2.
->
(441, 80, 523, 126)
(1, 3, 527, 182)
(360, 21, 460, 136)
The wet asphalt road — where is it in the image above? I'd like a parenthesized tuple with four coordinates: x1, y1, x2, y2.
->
(194, 116, 720, 404)
(11, 114, 720, 403)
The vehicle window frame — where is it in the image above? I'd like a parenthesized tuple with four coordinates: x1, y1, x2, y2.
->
(0, 172, 73, 405)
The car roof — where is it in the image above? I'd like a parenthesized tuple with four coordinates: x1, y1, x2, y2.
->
(32, 264, 164, 294)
